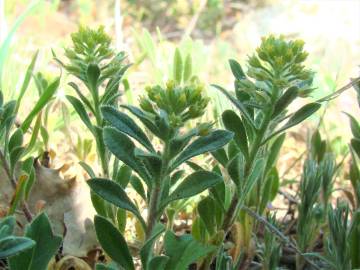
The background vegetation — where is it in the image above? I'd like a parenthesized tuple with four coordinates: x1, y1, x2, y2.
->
(0, 0, 359, 269)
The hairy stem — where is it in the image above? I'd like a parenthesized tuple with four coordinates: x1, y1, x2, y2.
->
(146, 141, 170, 239)
(146, 184, 161, 238)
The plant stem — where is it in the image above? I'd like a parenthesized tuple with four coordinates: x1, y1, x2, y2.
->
(146, 184, 161, 238)
(146, 140, 170, 239)
(0, 149, 32, 222)
(222, 111, 271, 233)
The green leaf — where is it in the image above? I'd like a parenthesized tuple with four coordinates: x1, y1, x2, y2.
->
(352, 138, 360, 160)
(265, 134, 286, 173)
(122, 105, 161, 138)
(161, 171, 223, 207)
(0, 216, 16, 238)
(87, 63, 101, 92)
(66, 95, 94, 133)
(259, 168, 279, 213)
(0, 237, 35, 259)
(23, 113, 42, 155)
(272, 86, 298, 117)
(222, 110, 248, 159)
(281, 102, 320, 131)
(183, 54, 192, 82)
(79, 161, 96, 178)
(91, 191, 108, 217)
(103, 127, 150, 183)
(15, 51, 38, 113)
(212, 84, 256, 128)
(265, 102, 321, 143)
(115, 164, 133, 188)
(136, 149, 162, 179)
(9, 128, 24, 153)
(8, 174, 27, 215)
(68, 82, 96, 115)
(22, 157, 35, 200)
(191, 216, 208, 243)
(345, 112, 360, 139)
(173, 48, 183, 84)
(0, 100, 16, 133)
(87, 178, 146, 228)
(210, 148, 228, 167)
(94, 215, 134, 270)
(229, 59, 246, 80)
(21, 77, 60, 132)
(170, 170, 185, 185)
(350, 210, 360, 268)
(227, 153, 244, 187)
(241, 158, 265, 202)
(9, 213, 62, 270)
(130, 175, 147, 201)
(311, 130, 326, 162)
(101, 105, 154, 152)
(169, 129, 199, 160)
(10, 146, 24, 176)
(95, 263, 119, 270)
(198, 196, 217, 235)
(140, 223, 165, 269)
(149, 256, 169, 270)
(117, 208, 127, 234)
(171, 130, 233, 170)
(163, 230, 216, 270)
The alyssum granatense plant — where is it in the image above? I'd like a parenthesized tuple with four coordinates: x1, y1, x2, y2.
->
(53, 25, 130, 178)
(198, 35, 321, 268)
(86, 49, 234, 270)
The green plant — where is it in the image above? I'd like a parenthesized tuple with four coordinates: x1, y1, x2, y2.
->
(0, 216, 35, 260)
(197, 35, 321, 267)
(260, 214, 282, 270)
(296, 159, 322, 269)
(86, 48, 234, 269)
(0, 52, 59, 220)
(325, 203, 350, 270)
(54, 25, 130, 178)
(0, 213, 62, 270)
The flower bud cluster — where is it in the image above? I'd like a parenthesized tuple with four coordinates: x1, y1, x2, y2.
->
(139, 78, 209, 128)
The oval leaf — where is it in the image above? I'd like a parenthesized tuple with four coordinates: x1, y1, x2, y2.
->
(265, 102, 321, 143)
(94, 215, 134, 270)
(229, 59, 246, 80)
(0, 237, 35, 259)
(173, 48, 183, 84)
(273, 86, 298, 117)
(162, 171, 223, 207)
(171, 130, 233, 170)
(212, 84, 256, 128)
(87, 178, 145, 228)
(101, 105, 154, 152)
(222, 110, 248, 159)
(345, 112, 360, 139)
(103, 127, 150, 183)
(67, 95, 94, 133)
